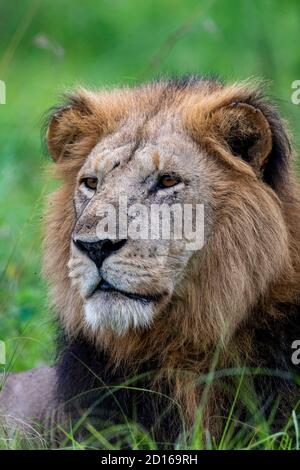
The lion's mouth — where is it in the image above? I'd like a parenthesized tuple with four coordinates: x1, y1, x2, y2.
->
(91, 279, 164, 304)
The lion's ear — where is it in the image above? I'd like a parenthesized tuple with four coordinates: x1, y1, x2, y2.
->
(210, 102, 273, 176)
(211, 100, 292, 193)
(190, 92, 292, 193)
(46, 105, 77, 162)
(46, 90, 105, 163)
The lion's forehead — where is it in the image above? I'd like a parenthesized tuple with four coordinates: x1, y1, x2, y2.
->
(82, 117, 201, 180)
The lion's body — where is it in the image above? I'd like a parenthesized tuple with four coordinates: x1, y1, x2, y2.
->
(1, 76, 300, 446)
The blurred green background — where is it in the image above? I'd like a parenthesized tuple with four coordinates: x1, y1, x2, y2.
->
(0, 0, 300, 372)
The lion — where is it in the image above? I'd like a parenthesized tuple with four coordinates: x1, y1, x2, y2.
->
(1, 76, 300, 447)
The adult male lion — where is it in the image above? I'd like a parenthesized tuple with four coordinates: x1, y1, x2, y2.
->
(1, 77, 300, 446)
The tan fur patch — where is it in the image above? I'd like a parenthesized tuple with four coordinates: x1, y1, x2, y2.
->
(152, 151, 160, 170)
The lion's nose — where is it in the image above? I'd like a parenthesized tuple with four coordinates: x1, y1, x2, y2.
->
(73, 238, 127, 269)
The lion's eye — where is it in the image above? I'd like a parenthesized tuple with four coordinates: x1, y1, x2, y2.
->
(81, 177, 98, 190)
(157, 174, 181, 189)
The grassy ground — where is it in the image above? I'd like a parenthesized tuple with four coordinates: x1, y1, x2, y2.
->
(0, 0, 300, 449)
(0, 367, 299, 450)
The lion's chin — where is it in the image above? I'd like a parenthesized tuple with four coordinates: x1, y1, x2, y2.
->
(83, 289, 156, 336)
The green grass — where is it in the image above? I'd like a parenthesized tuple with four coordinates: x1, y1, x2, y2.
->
(0, 0, 300, 449)
(0, 368, 299, 450)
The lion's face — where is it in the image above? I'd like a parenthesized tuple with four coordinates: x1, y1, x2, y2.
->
(68, 114, 213, 334)
(45, 79, 292, 345)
